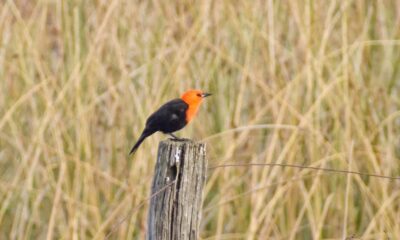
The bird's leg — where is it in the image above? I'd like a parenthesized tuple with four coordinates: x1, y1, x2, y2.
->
(168, 133, 187, 141)
(168, 133, 182, 140)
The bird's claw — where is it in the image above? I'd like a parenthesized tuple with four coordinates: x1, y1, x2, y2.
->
(169, 137, 190, 142)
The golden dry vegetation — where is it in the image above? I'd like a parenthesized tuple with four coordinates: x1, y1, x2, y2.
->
(1, 0, 400, 239)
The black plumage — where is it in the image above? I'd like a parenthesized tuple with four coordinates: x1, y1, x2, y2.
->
(129, 99, 188, 155)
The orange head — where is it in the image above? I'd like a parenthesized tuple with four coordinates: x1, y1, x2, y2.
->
(181, 89, 211, 122)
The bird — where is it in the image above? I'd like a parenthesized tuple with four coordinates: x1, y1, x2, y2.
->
(129, 89, 212, 155)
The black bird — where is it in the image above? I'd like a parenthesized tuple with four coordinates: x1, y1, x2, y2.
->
(129, 89, 211, 155)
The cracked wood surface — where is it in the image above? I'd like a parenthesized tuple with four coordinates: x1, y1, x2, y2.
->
(147, 139, 207, 240)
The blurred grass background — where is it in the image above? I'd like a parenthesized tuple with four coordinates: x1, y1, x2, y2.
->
(1, 0, 400, 239)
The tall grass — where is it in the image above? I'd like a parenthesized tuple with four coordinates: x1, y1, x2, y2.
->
(1, 0, 400, 239)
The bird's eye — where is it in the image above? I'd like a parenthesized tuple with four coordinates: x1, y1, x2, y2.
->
(197, 93, 201, 97)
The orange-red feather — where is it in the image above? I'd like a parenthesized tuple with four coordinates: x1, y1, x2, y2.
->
(181, 90, 204, 122)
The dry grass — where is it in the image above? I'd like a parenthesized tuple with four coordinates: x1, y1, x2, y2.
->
(1, 0, 400, 239)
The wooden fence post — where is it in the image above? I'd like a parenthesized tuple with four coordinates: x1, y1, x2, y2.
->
(147, 139, 207, 240)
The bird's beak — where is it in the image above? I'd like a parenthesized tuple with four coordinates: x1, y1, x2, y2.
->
(201, 93, 212, 98)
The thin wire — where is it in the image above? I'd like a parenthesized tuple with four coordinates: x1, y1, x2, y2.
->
(208, 163, 400, 180)
(104, 180, 176, 239)
(105, 162, 399, 238)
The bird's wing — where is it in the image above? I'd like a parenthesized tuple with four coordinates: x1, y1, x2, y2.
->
(145, 98, 188, 129)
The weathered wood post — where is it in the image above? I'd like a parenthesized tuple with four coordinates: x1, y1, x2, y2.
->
(147, 139, 207, 240)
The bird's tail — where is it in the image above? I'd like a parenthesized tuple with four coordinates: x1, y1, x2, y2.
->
(129, 130, 153, 155)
